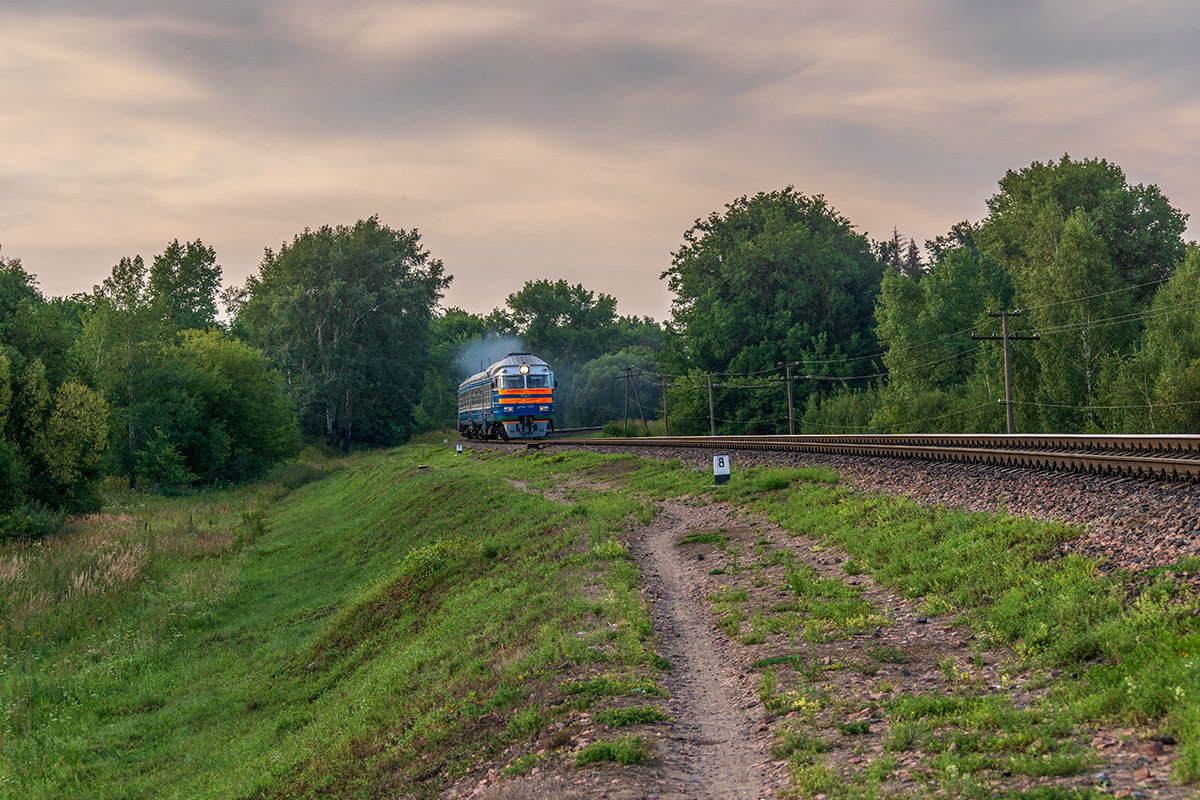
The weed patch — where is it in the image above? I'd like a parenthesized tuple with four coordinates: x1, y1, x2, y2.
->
(503, 753, 543, 776)
(595, 706, 668, 727)
(564, 674, 667, 699)
(574, 736, 647, 765)
(770, 724, 830, 762)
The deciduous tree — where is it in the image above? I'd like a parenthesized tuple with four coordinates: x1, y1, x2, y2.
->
(660, 187, 882, 432)
(85, 255, 161, 487)
(233, 217, 449, 449)
(873, 226, 1012, 432)
(979, 155, 1187, 299)
(30, 382, 109, 511)
(1099, 245, 1200, 432)
(149, 239, 221, 331)
(565, 347, 661, 428)
(172, 329, 301, 481)
(1023, 208, 1133, 430)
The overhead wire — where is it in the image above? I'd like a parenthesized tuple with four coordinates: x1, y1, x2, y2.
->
(800, 401, 999, 433)
(1015, 275, 1174, 314)
(1010, 399, 1200, 410)
(645, 264, 1189, 381)
(600, 266, 1196, 428)
(1026, 297, 1200, 337)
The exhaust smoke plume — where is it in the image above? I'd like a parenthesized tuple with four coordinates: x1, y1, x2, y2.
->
(455, 334, 527, 380)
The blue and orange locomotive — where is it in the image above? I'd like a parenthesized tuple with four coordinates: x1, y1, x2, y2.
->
(457, 353, 555, 440)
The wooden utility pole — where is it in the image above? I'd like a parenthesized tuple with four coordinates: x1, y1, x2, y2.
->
(784, 362, 795, 435)
(971, 309, 1039, 434)
(623, 367, 630, 430)
(662, 376, 669, 435)
(629, 368, 648, 432)
(707, 374, 716, 436)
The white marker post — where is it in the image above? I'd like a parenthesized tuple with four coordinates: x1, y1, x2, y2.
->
(456, 444, 463, 455)
(713, 454, 731, 485)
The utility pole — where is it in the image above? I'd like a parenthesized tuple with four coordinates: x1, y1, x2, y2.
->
(971, 309, 1039, 434)
(629, 368, 649, 432)
(769, 363, 797, 434)
(707, 374, 716, 436)
(623, 367, 631, 430)
(661, 376, 669, 435)
(784, 362, 795, 435)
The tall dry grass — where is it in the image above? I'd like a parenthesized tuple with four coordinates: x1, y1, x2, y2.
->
(0, 486, 266, 649)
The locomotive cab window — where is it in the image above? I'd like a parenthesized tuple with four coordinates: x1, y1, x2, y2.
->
(526, 374, 550, 388)
(501, 375, 524, 389)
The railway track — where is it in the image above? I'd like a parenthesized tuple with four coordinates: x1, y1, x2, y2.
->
(542, 433, 1200, 481)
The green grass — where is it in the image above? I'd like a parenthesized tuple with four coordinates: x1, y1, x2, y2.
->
(502, 752, 542, 775)
(838, 720, 871, 736)
(707, 458, 1200, 788)
(595, 706, 668, 727)
(867, 644, 906, 664)
(769, 723, 830, 762)
(563, 674, 667, 699)
(0, 445, 671, 798)
(574, 736, 647, 765)
(9, 444, 1200, 796)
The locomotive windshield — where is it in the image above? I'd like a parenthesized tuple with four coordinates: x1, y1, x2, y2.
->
(501, 375, 523, 389)
(526, 374, 550, 388)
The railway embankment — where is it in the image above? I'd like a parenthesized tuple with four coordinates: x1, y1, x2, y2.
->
(550, 439, 1200, 578)
(4, 440, 1198, 798)
(470, 440, 1200, 797)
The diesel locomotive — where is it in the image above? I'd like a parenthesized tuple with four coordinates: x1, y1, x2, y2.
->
(457, 353, 555, 440)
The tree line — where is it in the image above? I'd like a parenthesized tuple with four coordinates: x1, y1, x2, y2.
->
(420, 156, 1198, 439)
(870, 155, 1195, 435)
(3, 154, 1197, 537)
(0, 218, 446, 537)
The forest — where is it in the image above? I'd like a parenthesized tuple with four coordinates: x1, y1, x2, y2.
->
(2, 155, 1198, 536)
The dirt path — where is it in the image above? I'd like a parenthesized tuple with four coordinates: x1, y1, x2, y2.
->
(459, 491, 786, 800)
(455, 467, 1192, 799)
(632, 501, 778, 800)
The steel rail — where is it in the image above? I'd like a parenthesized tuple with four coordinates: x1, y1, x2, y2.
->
(543, 434, 1200, 481)
(545, 426, 604, 439)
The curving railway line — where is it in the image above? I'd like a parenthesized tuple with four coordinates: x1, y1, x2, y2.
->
(543, 433, 1200, 481)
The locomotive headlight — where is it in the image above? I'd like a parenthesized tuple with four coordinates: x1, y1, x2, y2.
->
(519, 364, 529, 374)
(539, 405, 548, 412)
(504, 406, 514, 412)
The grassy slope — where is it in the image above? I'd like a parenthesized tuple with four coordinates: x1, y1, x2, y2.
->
(0, 446, 688, 799)
(4, 447, 1198, 798)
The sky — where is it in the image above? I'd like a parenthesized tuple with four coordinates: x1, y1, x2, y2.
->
(2, 1, 1198, 322)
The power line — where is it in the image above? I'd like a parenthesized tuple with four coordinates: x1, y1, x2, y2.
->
(649, 271, 1187, 378)
(1010, 399, 1200, 410)
(802, 401, 998, 433)
(1015, 275, 1174, 314)
(1028, 297, 1200, 337)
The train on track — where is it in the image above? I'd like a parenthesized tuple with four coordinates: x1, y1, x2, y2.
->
(457, 353, 555, 440)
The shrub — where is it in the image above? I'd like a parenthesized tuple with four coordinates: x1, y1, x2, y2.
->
(574, 737, 646, 765)
(595, 706, 667, 727)
(0, 503, 65, 541)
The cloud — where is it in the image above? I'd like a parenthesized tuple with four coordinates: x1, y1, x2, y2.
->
(1, 0, 1198, 319)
